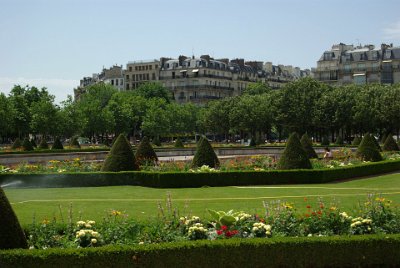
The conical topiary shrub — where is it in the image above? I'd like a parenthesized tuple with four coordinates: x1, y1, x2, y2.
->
(383, 134, 399, 151)
(11, 138, 22, 149)
(135, 136, 158, 166)
(30, 139, 37, 148)
(372, 135, 382, 152)
(174, 138, 184, 148)
(352, 136, 362, 146)
(52, 137, 64, 150)
(300, 133, 318, 159)
(22, 138, 34, 151)
(321, 136, 330, 146)
(380, 134, 387, 144)
(38, 138, 49, 150)
(152, 136, 161, 147)
(278, 132, 312, 170)
(249, 138, 256, 147)
(356, 133, 382, 162)
(70, 137, 81, 149)
(335, 135, 344, 146)
(101, 134, 139, 172)
(191, 136, 220, 168)
(0, 187, 28, 249)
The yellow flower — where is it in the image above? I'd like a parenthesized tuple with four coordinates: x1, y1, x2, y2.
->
(42, 219, 50, 225)
(375, 197, 385, 202)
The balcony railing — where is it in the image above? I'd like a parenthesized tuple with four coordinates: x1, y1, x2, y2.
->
(172, 85, 234, 91)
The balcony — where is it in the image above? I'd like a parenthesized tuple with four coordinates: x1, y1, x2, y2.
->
(172, 85, 234, 91)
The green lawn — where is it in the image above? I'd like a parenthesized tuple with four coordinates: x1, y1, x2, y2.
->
(5, 173, 400, 226)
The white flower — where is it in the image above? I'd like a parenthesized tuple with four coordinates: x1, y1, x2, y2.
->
(139, 241, 144, 245)
(91, 238, 97, 244)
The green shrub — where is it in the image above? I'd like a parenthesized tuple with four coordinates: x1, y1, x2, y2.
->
(300, 133, 318, 159)
(383, 134, 399, 151)
(21, 138, 34, 151)
(321, 136, 330, 146)
(278, 132, 312, 170)
(372, 135, 382, 152)
(249, 138, 256, 147)
(51, 137, 64, 150)
(380, 134, 387, 144)
(30, 139, 37, 148)
(356, 133, 383, 162)
(11, 138, 22, 149)
(0, 235, 400, 267)
(335, 135, 344, 146)
(0, 187, 28, 249)
(38, 138, 49, 150)
(69, 137, 80, 149)
(174, 138, 184, 148)
(191, 137, 220, 168)
(152, 136, 161, 147)
(101, 134, 139, 172)
(352, 136, 362, 146)
(135, 136, 158, 166)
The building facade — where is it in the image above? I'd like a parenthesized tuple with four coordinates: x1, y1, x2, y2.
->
(313, 43, 400, 85)
(125, 60, 160, 90)
(77, 55, 310, 104)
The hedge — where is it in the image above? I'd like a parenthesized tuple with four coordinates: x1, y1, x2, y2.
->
(1, 235, 400, 267)
(1, 159, 400, 188)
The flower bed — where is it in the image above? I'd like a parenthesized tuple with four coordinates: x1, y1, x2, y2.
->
(24, 195, 400, 249)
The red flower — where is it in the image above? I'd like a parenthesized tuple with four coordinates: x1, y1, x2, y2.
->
(305, 213, 310, 217)
(320, 204, 324, 209)
(306, 205, 311, 209)
(217, 230, 223, 235)
(317, 210, 322, 215)
(221, 225, 228, 231)
(311, 212, 316, 216)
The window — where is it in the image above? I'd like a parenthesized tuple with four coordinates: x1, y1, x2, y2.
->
(126, 84, 130, 90)
(353, 74, 366, 85)
(172, 72, 175, 79)
(146, 66, 148, 70)
(135, 66, 138, 71)
(152, 73, 156, 80)
(146, 73, 149, 80)
(149, 65, 152, 70)
(129, 67, 132, 72)
(111, 79, 114, 85)
(126, 75, 129, 80)
(116, 79, 119, 86)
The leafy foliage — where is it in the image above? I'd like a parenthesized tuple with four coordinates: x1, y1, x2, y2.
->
(356, 133, 383, 162)
(335, 136, 344, 146)
(278, 132, 312, 170)
(101, 134, 139, 172)
(300, 133, 318, 159)
(11, 138, 22, 149)
(135, 136, 158, 166)
(383, 134, 399, 151)
(321, 136, 330, 146)
(38, 138, 49, 149)
(69, 137, 80, 149)
(352, 136, 362, 146)
(0, 187, 28, 249)
(191, 137, 220, 168)
(52, 137, 64, 150)
(174, 138, 184, 148)
(22, 137, 34, 151)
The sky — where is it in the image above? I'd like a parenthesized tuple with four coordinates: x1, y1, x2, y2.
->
(1, 0, 400, 103)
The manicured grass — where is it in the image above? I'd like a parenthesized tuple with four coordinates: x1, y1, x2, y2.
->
(4, 172, 400, 226)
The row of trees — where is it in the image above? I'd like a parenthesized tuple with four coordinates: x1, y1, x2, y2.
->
(1, 78, 400, 143)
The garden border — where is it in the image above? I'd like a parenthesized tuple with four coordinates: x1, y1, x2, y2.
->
(0, 235, 399, 267)
(1, 159, 400, 188)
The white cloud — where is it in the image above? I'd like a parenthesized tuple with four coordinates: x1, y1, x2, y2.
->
(383, 20, 400, 41)
(0, 77, 79, 103)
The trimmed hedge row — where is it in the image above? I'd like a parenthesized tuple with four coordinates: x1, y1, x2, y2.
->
(1, 159, 400, 188)
(1, 235, 400, 267)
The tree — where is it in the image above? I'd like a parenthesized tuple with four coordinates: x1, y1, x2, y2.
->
(69, 137, 81, 149)
(11, 138, 22, 149)
(135, 136, 158, 166)
(321, 136, 330, 146)
(52, 137, 64, 150)
(191, 137, 220, 168)
(141, 98, 170, 138)
(0, 93, 14, 141)
(277, 132, 312, 170)
(101, 134, 139, 171)
(58, 96, 84, 138)
(174, 138, 184, 148)
(335, 136, 344, 146)
(135, 82, 172, 103)
(38, 138, 49, 149)
(383, 134, 399, 151)
(30, 99, 59, 136)
(242, 82, 271, 95)
(21, 137, 34, 151)
(0, 188, 28, 249)
(352, 136, 362, 146)
(300, 133, 318, 159)
(356, 133, 382, 162)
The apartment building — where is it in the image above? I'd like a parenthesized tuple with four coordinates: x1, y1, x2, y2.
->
(125, 60, 160, 90)
(313, 43, 400, 85)
(77, 55, 310, 104)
